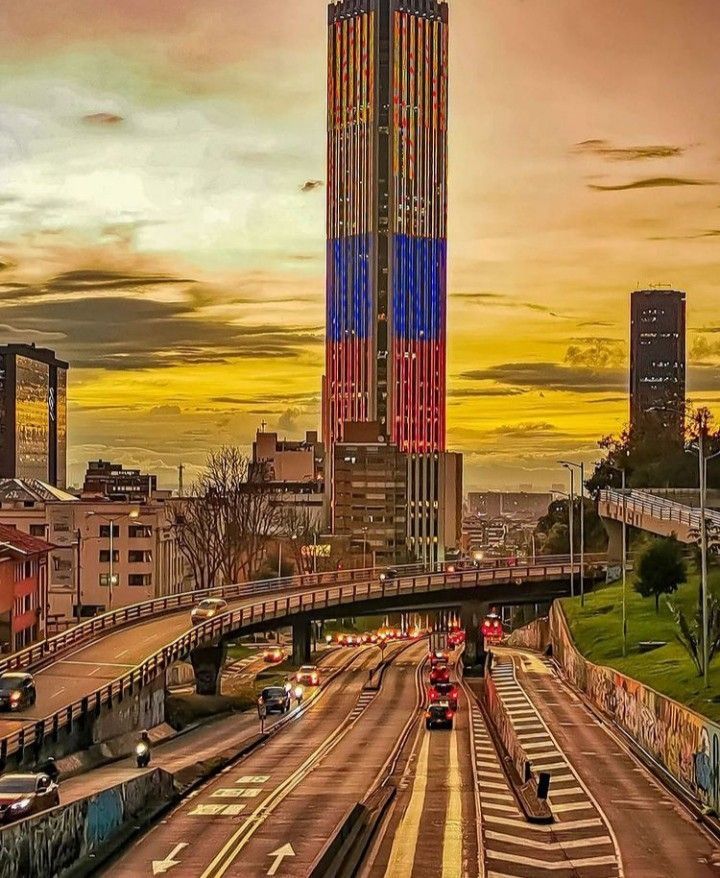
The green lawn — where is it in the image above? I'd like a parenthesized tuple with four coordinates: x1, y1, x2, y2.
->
(562, 567, 720, 723)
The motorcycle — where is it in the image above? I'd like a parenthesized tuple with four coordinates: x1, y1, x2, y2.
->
(294, 685, 304, 704)
(135, 741, 151, 768)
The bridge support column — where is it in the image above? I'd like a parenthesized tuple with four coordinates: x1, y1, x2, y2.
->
(292, 616, 312, 666)
(461, 602, 487, 676)
(190, 642, 227, 695)
(602, 517, 623, 582)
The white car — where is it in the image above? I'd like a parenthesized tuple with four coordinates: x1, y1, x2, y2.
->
(191, 598, 228, 625)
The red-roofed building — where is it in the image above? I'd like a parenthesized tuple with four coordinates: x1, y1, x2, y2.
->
(0, 524, 53, 652)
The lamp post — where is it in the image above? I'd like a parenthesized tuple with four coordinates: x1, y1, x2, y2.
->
(362, 526, 368, 569)
(646, 403, 714, 687)
(607, 465, 628, 656)
(559, 465, 575, 598)
(87, 509, 139, 611)
(560, 461, 585, 605)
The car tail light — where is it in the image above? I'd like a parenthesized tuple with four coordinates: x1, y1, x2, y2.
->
(446, 710, 454, 719)
(494, 621, 500, 628)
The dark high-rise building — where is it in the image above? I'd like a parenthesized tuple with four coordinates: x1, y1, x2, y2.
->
(0, 345, 68, 488)
(324, 0, 448, 453)
(630, 289, 686, 438)
(324, 1, 454, 563)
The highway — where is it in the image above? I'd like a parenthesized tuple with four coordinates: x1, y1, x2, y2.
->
(101, 640, 427, 877)
(36, 634, 720, 878)
(0, 594, 265, 736)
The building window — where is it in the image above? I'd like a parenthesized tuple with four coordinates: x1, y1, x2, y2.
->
(128, 550, 152, 563)
(129, 525, 152, 539)
(99, 550, 120, 563)
(29, 524, 46, 537)
(128, 573, 151, 587)
(99, 525, 120, 539)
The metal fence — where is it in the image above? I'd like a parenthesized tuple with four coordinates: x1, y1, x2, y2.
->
(0, 557, 599, 768)
(600, 488, 720, 531)
(0, 554, 596, 678)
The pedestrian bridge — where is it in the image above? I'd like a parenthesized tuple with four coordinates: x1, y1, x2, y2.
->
(598, 488, 720, 547)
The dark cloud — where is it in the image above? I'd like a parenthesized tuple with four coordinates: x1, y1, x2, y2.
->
(148, 405, 182, 416)
(564, 338, 625, 369)
(451, 292, 505, 301)
(83, 112, 124, 125)
(577, 320, 615, 328)
(459, 362, 626, 394)
(300, 180, 323, 192)
(589, 177, 714, 192)
(689, 365, 720, 392)
(648, 229, 720, 241)
(574, 139, 684, 162)
(0, 271, 322, 370)
(277, 407, 302, 432)
(451, 292, 562, 318)
(448, 387, 527, 399)
(490, 422, 560, 437)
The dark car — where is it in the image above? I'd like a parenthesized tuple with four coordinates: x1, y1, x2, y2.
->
(0, 673, 36, 712)
(425, 701, 454, 730)
(429, 682, 459, 711)
(429, 649, 449, 667)
(429, 663, 450, 685)
(258, 686, 291, 715)
(0, 773, 59, 824)
(379, 568, 398, 583)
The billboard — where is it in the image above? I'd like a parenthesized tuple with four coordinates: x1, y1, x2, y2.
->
(15, 355, 49, 481)
(55, 367, 67, 489)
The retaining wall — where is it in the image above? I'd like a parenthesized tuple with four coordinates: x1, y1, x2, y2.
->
(0, 768, 174, 878)
(514, 606, 720, 813)
(484, 673, 529, 780)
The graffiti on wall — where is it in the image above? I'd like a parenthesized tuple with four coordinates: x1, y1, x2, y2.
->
(548, 605, 720, 813)
(0, 769, 174, 878)
(92, 672, 165, 745)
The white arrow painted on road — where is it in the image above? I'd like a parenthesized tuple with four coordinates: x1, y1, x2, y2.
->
(152, 843, 189, 875)
(267, 843, 295, 876)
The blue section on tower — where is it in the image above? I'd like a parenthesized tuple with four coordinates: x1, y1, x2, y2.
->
(392, 235, 446, 340)
(327, 235, 373, 341)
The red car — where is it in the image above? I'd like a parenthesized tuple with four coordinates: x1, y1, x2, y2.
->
(481, 614, 504, 645)
(429, 650, 449, 667)
(428, 681, 458, 710)
(448, 631, 465, 647)
(429, 663, 450, 685)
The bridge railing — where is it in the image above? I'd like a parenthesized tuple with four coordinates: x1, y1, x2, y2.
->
(0, 553, 592, 678)
(600, 488, 720, 531)
(0, 558, 602, 769)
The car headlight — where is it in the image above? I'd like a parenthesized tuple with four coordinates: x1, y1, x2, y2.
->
(9, 798, 31, 812)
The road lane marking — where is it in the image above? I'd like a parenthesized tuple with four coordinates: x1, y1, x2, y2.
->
(49, 687, 67, 699)
(267, 843, 295, 876)
(152, 842, 189, 875)
(488, 850, 618, 869)
(442, 727, 463, 878)
(485, 830, 613, 850)
(384, 731, 431, 878)
(236, 776, 269, 784)
(58, 660, 134, 669)
(211, 790, 245, 799)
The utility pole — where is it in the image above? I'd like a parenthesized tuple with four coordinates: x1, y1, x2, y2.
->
(178, 463, 184, 497)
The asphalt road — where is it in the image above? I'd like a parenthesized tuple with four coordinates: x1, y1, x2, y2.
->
(491, 646, 720, 877)
(0, 595, 268, 735)
(100, 640, 426, 878)
(366, 649, 480, 878)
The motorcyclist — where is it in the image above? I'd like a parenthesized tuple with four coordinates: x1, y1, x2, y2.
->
(135, 730, 152, 767)
(43, 757, 60, 783)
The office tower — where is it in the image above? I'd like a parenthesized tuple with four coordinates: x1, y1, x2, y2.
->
(324, 0, 454, 562)
(630, 289, 686, 438)
(324, 0, 448, 452)
(0, 344, 68, 488)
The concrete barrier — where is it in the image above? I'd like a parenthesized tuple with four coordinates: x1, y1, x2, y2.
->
(507, 617, 549, 652)
(0, 768, 175, 878)
(513, 604, 720, 816)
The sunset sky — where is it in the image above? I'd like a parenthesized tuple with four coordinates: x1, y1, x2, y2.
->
(1, 0, 719, 491)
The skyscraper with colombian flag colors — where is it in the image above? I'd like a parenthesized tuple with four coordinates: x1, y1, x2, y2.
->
(324, 0, 459, 563)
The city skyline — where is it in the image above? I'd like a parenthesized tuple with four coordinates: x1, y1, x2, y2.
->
(1, 0, 720, 491)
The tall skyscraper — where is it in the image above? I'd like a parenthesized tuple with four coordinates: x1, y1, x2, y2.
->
(0, 345, 68, 488)
(324, 0, 448, 453)
(324, 0, 454, 562)
(630, 289, 686, 438)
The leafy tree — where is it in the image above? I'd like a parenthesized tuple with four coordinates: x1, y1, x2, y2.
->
(634, 539, 686, 613)
(534, 498, 608, 556)
(586, 406, 720, 497)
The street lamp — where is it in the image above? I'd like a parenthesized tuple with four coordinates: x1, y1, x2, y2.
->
(607, 464, 628, 656)
(558, 463, 576, 599)
(362, 526, 368, 569)
(86, 509, 139, 611)
(646, 403, 718, 688)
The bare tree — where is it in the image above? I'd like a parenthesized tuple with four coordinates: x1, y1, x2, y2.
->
(168, 447, 282, 586)
(167, 496, 223, 591)
(279, 505, 319, 574)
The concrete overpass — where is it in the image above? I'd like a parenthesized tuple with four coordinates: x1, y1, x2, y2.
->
(599, 488, 720, 563)
(0, 556, 603, 770)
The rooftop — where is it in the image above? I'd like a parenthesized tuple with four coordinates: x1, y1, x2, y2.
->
(0, 524, 54, 556)
(0, 479, 78, 504)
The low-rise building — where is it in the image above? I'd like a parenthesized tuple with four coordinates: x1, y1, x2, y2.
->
(0, 524, 53, 651)
(0, 480, 188, 626)
(82, 459, 158, 503)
